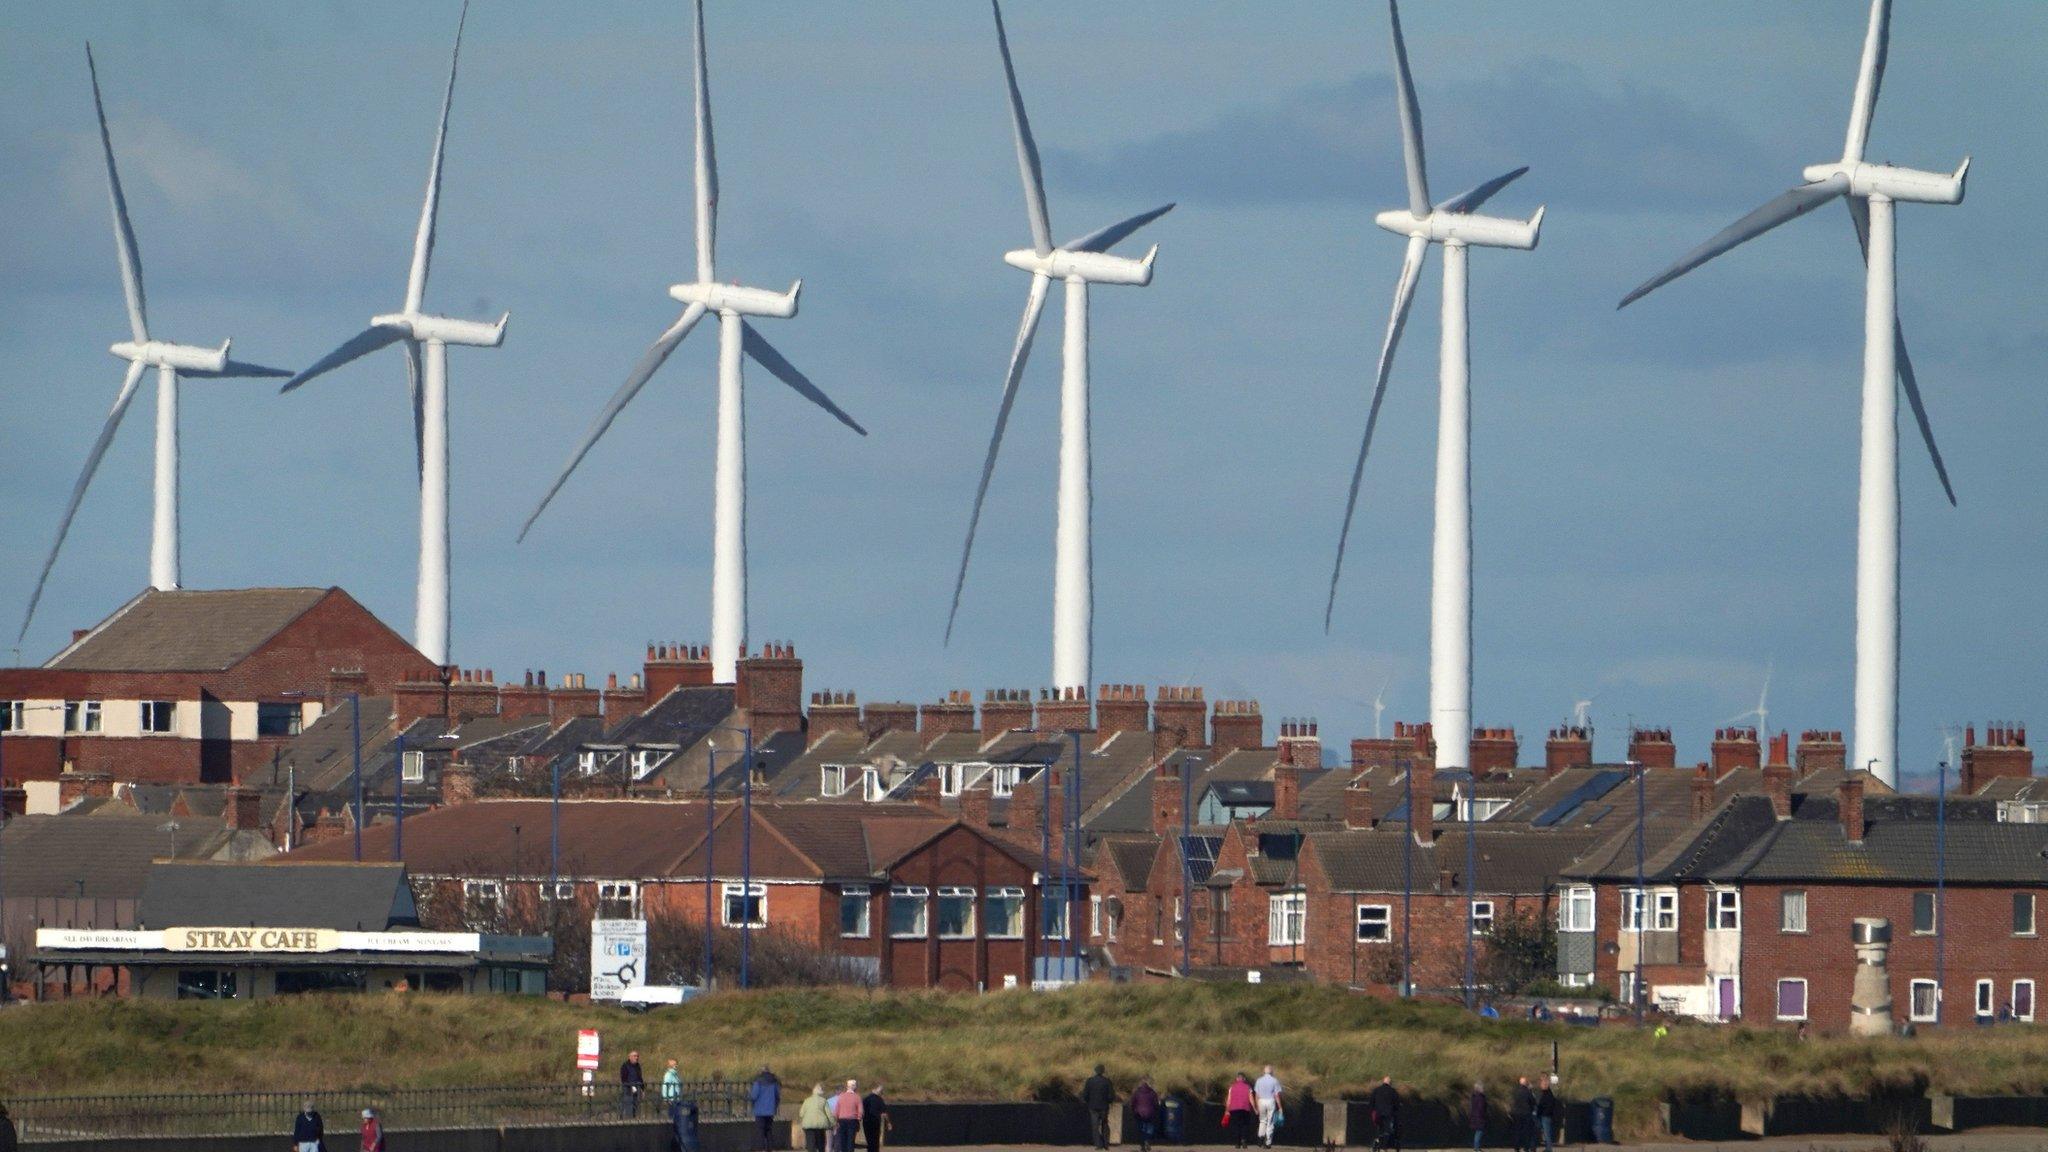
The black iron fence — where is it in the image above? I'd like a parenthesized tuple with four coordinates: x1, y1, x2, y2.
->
(4, 1078, 746, 1142)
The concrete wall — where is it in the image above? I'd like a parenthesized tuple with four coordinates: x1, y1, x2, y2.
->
(26, 1118, 755, 1152)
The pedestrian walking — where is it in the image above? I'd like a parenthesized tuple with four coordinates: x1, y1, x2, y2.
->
(862, 1083, 891, 1152)
(1083, 1064, 1117, 1150)
(751, 1067, 784, 1152)
(1130, 1077, 1161, 1152)
(622, 1051, 648, 1119)
(360, 1108, 385, 1152)
(1252, 1065, 1283, 1149)
(0, 1103, 16, 1152)
(1509, 1077, 1536, 1152)
(1368, 1076, 1400, 1152)
(291, 1100, 325, 1152)
(834, 1079, 864, 1152)
(1535, 1077, 1558, 1152)
(800, 1084, 832, 1152)
(1225, 1073, 1256, 1149)
(1467, 1082, 1487, 1151)
(662, 1058, 684, 1104)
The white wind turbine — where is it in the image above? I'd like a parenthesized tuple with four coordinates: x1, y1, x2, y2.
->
(1726, 661, 1774, 737)
(18, 47, 292, 643)
(1618, 0, 1967, 788)
(279, 2, 505, 668)
(1324, 0, 1544, 771)
(944, 0, 1174, 693)
(519, 0, 865, 686)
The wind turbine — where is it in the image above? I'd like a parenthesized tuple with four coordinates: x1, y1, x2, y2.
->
(278, 2, 505, 668)
(1617, 0, 1967, 788)
(518, 0, 865, 685)
(1726, 661, 1774, 737)
(1572, 693, 1598, 732)
(944, 0, 1174, 693)
(18, 47, 292, 643)
(1323, 0, 1544, 771)
(1372, 677, 1392, 739)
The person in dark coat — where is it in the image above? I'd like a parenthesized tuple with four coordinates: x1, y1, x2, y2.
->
(1509, 1077, 1536, 1152)
(1082, 1065, 1116, 1151)
(622, 1051, 647, 1119)
(861, 1084, 890, 1152)
(1368, 1076, 1401, 1151)
(1130, 1077, 1161, 1152)
(1467, 1082, 1487, 1150)
(291, 1100, 324, 1152)
(751, 1068, 784, 1152)
(1535, 1077, 1559, 1152)
(0, 1103, 20, 1152)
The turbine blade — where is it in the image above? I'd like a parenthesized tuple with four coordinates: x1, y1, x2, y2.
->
(1434, 166, 1529, 216)
(1848, 197, 1955, 505)
(945, 272, 1051, 642)
(86, 45, 147, 343)
(741, 322, 866, 436)
(693, 0, 718, 285)
(1063, 203, 1175, 255)
(992, 0, 1053, 256)
(1326, 234, 1427, 632)
(184, 359, 295, 379)
(406, 0, 468, 314)
(278, 325, 406, 393)
(19, 359, 149, 642)
(517, 304, 708, 542)
(405, 338, 426, 484)
(1842, 0, 1890, 164)
(1387, 0, 1430, 218)
(1617, 175, 1849, 309)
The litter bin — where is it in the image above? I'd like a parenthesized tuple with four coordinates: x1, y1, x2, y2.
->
(1588, 1097, 1615, 1145)
(671, 1099, 701, 1152)
(1162, 1097, 1186, 1144)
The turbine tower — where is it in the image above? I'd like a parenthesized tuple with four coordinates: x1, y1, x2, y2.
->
(1618, 0, 1967, 787)
(1324, 0, 1543, 771)
(19, 47, 291, 643)
(280, 1, 507, 668)
(944, 0, 1174, 693)
(518, 0, 866, 685)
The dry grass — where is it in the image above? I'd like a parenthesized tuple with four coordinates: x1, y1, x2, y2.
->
(6, 984, 2048, 1138)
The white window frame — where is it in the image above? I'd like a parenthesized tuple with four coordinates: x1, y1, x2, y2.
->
(597, 880, 641, 918)
(889, 885, 929, 939)
(577, 750, 598, 776)
(1912, 890, 1938, 935)
(1559, 886, 1594, 933)
(402, 750, 426, 784)
(1618, 971, 1639, 1007)
(1456, 796, 1511, 822)
(1356, 903, 1392, 943)
(940, 764, 964, 797)
(1559, 972, 1594, 988)
(1041, 887, 1073, 940)
(1908, 978, 1940, 1022)
(1977, 978, 1996, 1018)
(463, 878, 504, 914)
(985, 886, 1025, 939)
(1712, 887, 1741, 931)
(255, 701, 302, 737)
(64, 700, 102, 734)
(1654, 888, 1679, 931)
(936, 886, 977, 939)
(2000, 801, 2048, 824)
(538, 880, 576, 902)
(1781, 889, 1808, 934)
(839, 888, 871, 938)
(630, 748, 673, 781)
(1268, 891, 1307, 946)
(1173, 895, 1184, 943)
(139, 700, 176, 734)
(722, 881, 767, 928)
(2015, 893, 2037, 938)
(1775, 977, 1808, 1022)
(0, 701, 23, 731)
(990, 765, 1022, 798)
(1470, 899, 1495, 937)
(1090, 894, 1102, 939)
(2014, 979, 2037, 1022)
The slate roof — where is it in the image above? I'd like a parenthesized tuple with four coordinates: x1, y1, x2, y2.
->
(1706, 796, 2048, 884)
(1307, 826, 1598, 895)
(147, 860, 415, 929)
(1, 813, 275, 900)
(285, 799, 714, 877)
(46, 588, 332, 671)
(1095, 836, 1161, 891)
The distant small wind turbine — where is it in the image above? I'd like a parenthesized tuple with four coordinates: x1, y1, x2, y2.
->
(519, 0, 865, 685)
(279, 1, 506, 667)
(1572, 693, 1598, 731)
(1726, 662, 1774, 736)
(19, 46, 291, 643)
(1617, 0, 1967, 788)
(1372, 677, 1392, 739)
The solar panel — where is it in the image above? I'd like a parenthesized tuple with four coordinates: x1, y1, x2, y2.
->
(1532, 769, 1629, 828)
(1180, 834, 1222, 884)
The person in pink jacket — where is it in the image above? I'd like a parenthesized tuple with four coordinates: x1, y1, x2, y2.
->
(1225, 1074, 1256, 1149)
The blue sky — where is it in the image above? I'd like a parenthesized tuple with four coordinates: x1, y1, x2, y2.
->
(3, 2, 2044, 783)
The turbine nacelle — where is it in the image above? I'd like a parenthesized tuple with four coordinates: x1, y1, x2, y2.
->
(369, 310, 509, 348)
(1002, 245, 1157, 286)
(667, 279, 801, 318)
(1373, 206, 1545, 250)
(108, 339, 229, 374)
(1800, 158, 1969, 205)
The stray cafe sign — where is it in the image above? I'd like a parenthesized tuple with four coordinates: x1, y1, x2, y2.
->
(169, 927, 335, 952)
(36, 926, 483, 954)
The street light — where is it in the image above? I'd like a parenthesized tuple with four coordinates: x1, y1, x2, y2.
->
(675, 722, 755, 990)
(1631, 758, 1645, 1025)
(1178, 753, 1202, 978)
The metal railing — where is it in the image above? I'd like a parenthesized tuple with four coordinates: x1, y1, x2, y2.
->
(4, 1078, 746, 1142)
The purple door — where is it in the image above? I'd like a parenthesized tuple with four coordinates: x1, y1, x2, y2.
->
(1718, 978, 1737, 1019)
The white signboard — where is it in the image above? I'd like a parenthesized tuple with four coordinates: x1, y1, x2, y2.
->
(589, 918, 647, 1001)
(37, 927, 485, 955)
(577, 1028, 602, 1071)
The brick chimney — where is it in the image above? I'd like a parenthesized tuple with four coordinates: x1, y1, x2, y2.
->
(224, 785, 264, 831)
(602, 673, 646, 725)
(1711, 727, 1761, 776)
(1036, 686, 1092, 734)
(58, 772, 113, 810)
(1470, 727, 1519, 773)
(499, 671, 550, 719)
(548, 674, 602, 726)
(1153, 760, 1184, 838)
(912, 770, 945, 813)
(1545, 726, 1593, 777)
(1010, 768, 1064, 859)
(1763, 753, 1793, 821)
(441, 763, 476, 807)
(1210, 699, 1263, 758)
(644, 643, 715, 700)
(1627, 727, 1677, 769)
(1152, 686, 1206, 757)
(982, 689, 1034, 737)
(1, 786, 26, 820)
(1961, 724, 2033, 796)
(1351, 731, 1412, 771)
(1397, 721, 1437, 772)
(1271, 761, 1301, 821)
(443, 667, 499, 723)
(1795, 730, 1847, 778)
(737, 643, 804, 735)
(1408, 759, 1435, 846)
(1690, 763, 1716, 820)
(395, 675, 450, 729)
(1343, 776, 1375, 830)
(1096, 684, 1150, 742)
(1839, 774, 1866, 843)
(1277, 719, 1321, 768)
(863, 701, 919, 739)
(807, 691, 863, 745)
(920, 691, 977, 738)
(959, 780, 992, 828)
(325, 667, 371, 708)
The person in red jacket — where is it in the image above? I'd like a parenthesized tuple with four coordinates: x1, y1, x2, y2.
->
(359, 1108, 385, 1152)
(1225, 1074, 1256, 1149)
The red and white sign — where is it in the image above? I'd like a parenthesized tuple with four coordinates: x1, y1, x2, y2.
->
(576, 1029, 602, 1071)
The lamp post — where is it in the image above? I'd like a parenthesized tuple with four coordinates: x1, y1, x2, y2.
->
(352, 693, 364, 863)
(1936, 757, 1948, 1023)
(1632, 758, 1646, 1025)
(1400, 757, 1413, 998)
(394, 730, 406, 861)
(1465, 772, 1478, 1011)
(676, 722, 755, 990)
(1180, 753, 1201, 978)
(549, 756, 561, 893)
